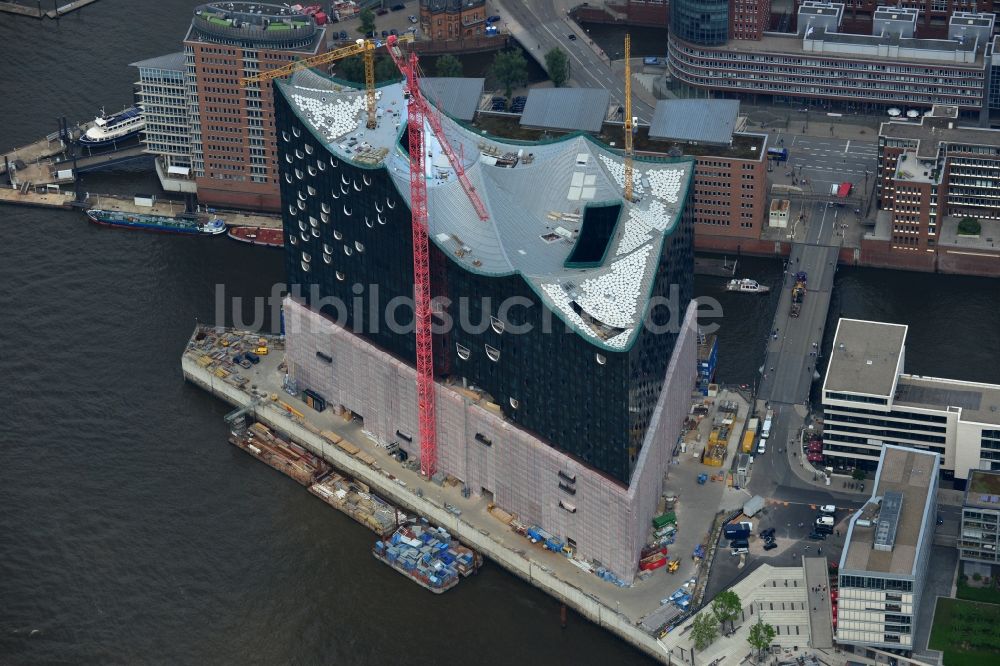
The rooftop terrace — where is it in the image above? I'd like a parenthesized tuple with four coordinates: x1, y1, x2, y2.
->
(965, 470, 1000, 510)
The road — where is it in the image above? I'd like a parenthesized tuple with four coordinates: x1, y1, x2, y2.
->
(493, 0, 655, 121)
(775, 134, 877, 200)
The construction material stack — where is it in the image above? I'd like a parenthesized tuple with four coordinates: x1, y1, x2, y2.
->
(790, 271, 807, 318)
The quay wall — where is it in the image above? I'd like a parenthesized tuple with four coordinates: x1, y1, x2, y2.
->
(181, 356, 671, 664)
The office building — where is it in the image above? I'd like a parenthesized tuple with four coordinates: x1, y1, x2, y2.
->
(837, 445, 939, 652)
(668, 3, 994, 116)
(821, 318, 1000, 484)
(131, 52, 196, 194)
(877, 104, 1000, 256)
(731, 0, 771, 41)
(960, 469, 1000, 564)
(183, 2, 327, 212)
(646, 99, 769, 247)
(273, 68, 698, 581)
(670, 0, 731, 46)
(835, 0, 996, 39)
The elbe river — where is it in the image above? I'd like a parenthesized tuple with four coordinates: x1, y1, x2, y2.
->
(0, 2, 997, 663)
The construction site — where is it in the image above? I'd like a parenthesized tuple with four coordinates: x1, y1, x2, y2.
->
(178, 34, 801, 663)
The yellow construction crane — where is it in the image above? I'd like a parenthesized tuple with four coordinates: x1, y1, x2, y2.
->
(241, 38, 378, 129)
(623, 33, 635, 201)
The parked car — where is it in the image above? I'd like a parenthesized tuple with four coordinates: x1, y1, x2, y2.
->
(487, 14, 501, 22)
(731, 547, 749, 556)
(408, 14, 418, 23)
(819, 505, 837, 515)
(567, 33, 577, 40)
(759, 527, 776, 539)
(339, 30, 348, 40)
(391, 3, 406, 10)
(807, 531, 826, 540)
(763, 541, 778, 551)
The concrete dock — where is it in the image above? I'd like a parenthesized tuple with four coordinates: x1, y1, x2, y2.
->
(182, 325, 760, 663)
(0, 0, 100, 19)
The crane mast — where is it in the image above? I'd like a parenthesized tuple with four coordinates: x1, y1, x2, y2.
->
(623, 34, 635, 201)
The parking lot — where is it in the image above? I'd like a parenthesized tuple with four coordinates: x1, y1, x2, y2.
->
(326, 2, 421, 44)
(704, 500, 851, 600)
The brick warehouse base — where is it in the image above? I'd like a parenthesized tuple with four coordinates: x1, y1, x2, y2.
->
(284, 297, 698, 582)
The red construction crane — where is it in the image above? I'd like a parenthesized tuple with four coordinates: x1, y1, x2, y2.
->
(385, 35, 487, 477)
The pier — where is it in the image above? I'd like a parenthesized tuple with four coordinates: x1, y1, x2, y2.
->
(181, 325, 670, 663)
(0, 0, 100, 19)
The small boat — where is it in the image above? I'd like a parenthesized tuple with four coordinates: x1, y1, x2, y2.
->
(726, 278, 770, 294)
(227, 225, 284, 248)
(78, 105, 145, 148)
(86, 209, 226, 236)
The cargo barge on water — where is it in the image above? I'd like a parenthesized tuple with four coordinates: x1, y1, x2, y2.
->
(374, 522, 483, 594)
(227, 225, 283, 248)
(86, 209, 226, 236)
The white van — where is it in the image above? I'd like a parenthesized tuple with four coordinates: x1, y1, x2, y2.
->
(757, 439, 767, 455)
(816, 516, 835, 527)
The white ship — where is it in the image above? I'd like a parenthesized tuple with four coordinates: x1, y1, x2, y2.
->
(78, 105, 145, 148)
(726, 278, 770, 294)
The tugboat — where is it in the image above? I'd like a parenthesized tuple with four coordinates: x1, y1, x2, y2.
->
(85, 209, 226, 236)
(77, 105, 145, 149)
(726, 278, 770, 294)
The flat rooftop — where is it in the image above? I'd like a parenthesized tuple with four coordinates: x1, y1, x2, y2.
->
(824, 319, 906, 397)
(880, 118, 1000, 160)
(649, 99, 740, 146)
(843, 446, 937, 576)
(707, 30, 985, 66)
(895, 374, 1000, 426)
(277, 70, 694, 350)
(965, 470, 1000, 509)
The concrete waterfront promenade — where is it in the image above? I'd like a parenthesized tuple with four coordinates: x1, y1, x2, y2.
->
(181, 328, 674, 662)
(0, 0, 100, 19)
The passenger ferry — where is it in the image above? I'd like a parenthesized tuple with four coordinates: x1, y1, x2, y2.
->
(78, 105, 145, 148)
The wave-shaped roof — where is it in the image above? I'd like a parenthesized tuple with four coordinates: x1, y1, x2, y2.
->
(278, 71, 693, 350)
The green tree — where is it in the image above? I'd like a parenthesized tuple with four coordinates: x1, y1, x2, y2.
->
(958, 216, 982, 235)
(711, 590, 742, 632)
(545, 47, 569, 87)
(435, 54, 463, 78)
(491, 49, 528, 101)
(852, 467, 866, 481)
(747, 618, 777, 663)
(691, 611, 719, 651)
(335, 55, 400, 85)
(375, 55, 399, 83)
(358, 8, 375, 36)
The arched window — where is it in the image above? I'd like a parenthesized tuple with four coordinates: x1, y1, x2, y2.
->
(456, 343, 470, 360)
(485, 345, 500, 362)
(490, 316, 504, 334)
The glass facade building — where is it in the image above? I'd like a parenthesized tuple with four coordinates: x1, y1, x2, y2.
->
(670, 0, 729, 46)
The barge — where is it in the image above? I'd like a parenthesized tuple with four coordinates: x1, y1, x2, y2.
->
(373, 523, 482, 593)
(227, 225, 283, 247)
(229, 422, 328, 485)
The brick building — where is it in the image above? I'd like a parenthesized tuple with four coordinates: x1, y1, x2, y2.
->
(183, 2, 326, 212)
(646, 99, 769, 247)
(731, 0, 771, 40)
(826, 0, 996, 38)
(420, 0, 487, 42)
(878, 104, 1000, 256)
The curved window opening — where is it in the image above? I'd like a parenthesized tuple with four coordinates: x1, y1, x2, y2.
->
(509, 397, 519, 409)
(456, 343, 470, 360)
(317, 160, 325, 171)
(307, 166, 317, 176)
(330, 189, 339, 199)
(323, 254, 332, 265)
(485, 345, 500, 362)
(344, 245, 353, 256)
(292, 125, 301, 138)
(281, 130, 290, 142)
(355, 241, 364, 252)
(289, 234, 298, 246)
(353, 180, 362, 192)
(300, 231, 309, 242)
(297, 200, 306, 211)
(387, 198, 395, 209)
(301, 251, 312, 263)
(295, 149, 304, 160)
(300, 260, 310, 272)
(342, 205, 352, 216)
(336, 271, 345, 281)
(324, 243, 333, 255)
(284, 153, 293, 164)
(321, 202, 330, 214)
(298, 220, 307, 231)
(365, 216, 374, 228)
(377, 214, 386, 225)
(288, 203, 297, 215)
(329, 157, 338, 168)
(304, 144, 314, 155)
(375, 201, 384, 213)
(284, 172, 293, 184)
(320, 211, 329, 223)
(309, 216, 318, 228)
(311, 228, 320, 238)
(307, 185, 316, 196)
(333, 230, 343, 240)
(490, 316, 504, 334)
(363, 174, 372, 186)
(341, 183, 350, 195)
(295, 168, 304, 180)
(297, 190, 306, 201)
(596, 353, 607, 365)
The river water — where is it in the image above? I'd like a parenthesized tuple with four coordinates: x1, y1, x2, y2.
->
(1, 3, 998, 664)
